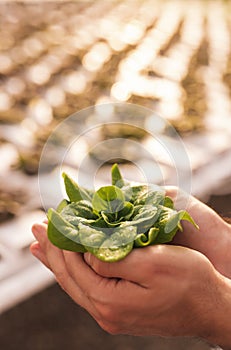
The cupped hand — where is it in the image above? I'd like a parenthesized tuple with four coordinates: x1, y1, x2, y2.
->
(165, 187, 231, 279)
(30, 222, 230, 345)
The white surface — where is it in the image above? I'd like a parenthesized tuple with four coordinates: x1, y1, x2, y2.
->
(0, 210, 54, 314)
(0, 260, 54, 314)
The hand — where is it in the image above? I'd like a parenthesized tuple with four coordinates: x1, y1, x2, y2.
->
(31, 223, 231, 349)
(165, 187, 231, 279)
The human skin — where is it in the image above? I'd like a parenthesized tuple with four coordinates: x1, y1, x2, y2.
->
(30, 191, 231, 349)
(165, 186, 231, 279)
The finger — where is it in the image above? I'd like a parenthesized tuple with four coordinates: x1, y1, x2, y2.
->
(163, 185, 178, 200)
(38, 231, 96, 312)
(32, 222, 101, 315)
(84, 245, 205, 287)
(164, 186, 191, 211)
(63, 251, 109, 299)
(32, 223, 84, 293)
(164, 186, 225, 225)
(32, 223, 67, 278)
(32, 223, 85, 302)
(41, 236, 77, 291)
(30, 241, 51, 270)
(83, 246, 163, 287)
(31, 222, 48, 244)
(63, 250, 142, 310)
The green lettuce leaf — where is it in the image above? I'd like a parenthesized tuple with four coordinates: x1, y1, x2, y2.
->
(47, 208, 86, 252)
(92, 185, 125, 214)
(47, 164, 199, 262)
(62, 172, 94, 203)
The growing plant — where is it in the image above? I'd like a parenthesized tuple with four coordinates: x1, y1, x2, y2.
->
(47, 164, 198, 262)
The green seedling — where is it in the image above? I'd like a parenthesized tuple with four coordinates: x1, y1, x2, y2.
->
(47, 164, 198, 262)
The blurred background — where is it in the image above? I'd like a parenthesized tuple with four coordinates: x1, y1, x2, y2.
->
(0, 1, 231, 349)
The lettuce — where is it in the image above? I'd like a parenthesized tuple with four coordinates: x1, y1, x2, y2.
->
(47, 164, 198, 262)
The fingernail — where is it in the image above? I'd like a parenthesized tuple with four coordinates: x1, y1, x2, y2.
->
(34, 223, 46, 232)
(31, 224, 46, 239)
(30, 243, 42, 260)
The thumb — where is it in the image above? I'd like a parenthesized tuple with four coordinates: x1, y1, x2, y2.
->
(84, 246, 163, 285)
(84, 245, 201, 286)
